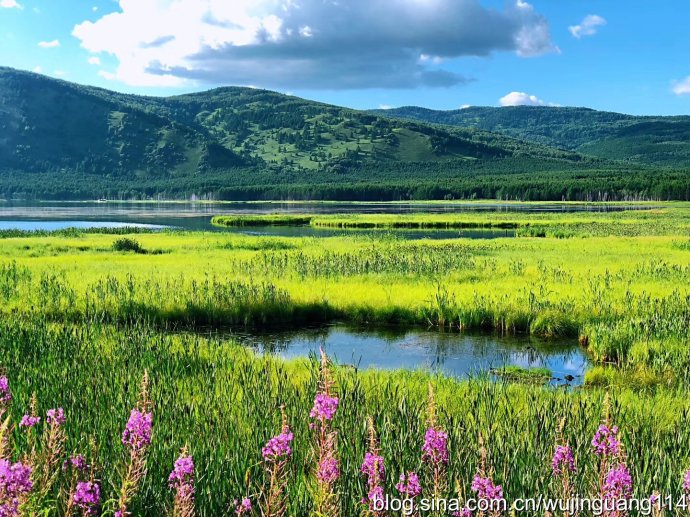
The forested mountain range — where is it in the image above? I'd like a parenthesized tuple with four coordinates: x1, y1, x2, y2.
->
(372, 105, 690, 167)
(1, 67, 688, 200)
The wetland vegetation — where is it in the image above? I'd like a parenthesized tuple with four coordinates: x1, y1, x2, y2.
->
(1, 202, 689, 515)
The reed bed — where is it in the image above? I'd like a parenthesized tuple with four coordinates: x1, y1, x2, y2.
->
(1, 205, 690, 514)
(2, 318, 690, 515)
(0, 217, 688, 376)
(211, 204, 690, 237)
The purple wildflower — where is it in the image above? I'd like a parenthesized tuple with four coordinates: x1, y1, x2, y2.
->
(0, 459, 33, 517)
(310, 393, 339, 421)
(422, 427, 449, 465)
(168, 456, 194, 485)
(65, 454, 88, 472)
(0, 376, 10, 405)
(592, 425, 620, 457)
(602, 464, 632, 500)
(234, 497, 252, 515)
(46, 407, 66, 426)
(552, 445, 575, 475)
(367, 485, 384, 506)
(18, 415, 40, 429)
(683, 470, 690, 492)
(361, 451, 385, 511)
(453, 509, 473, 517)
(396, 472, 422, 498)
(168, 455, 194, 493)
(316, 456, 340, 484)
(361, 452, 385, 479)
(169, 453, 195, 515)
(121, 409, 153, 450)
(261, 428, 293, 461)
(471, 475, 504, 501)
(73, 481, 101, 516)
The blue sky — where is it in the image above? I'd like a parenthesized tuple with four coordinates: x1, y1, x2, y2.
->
(1, 0, 689, 115)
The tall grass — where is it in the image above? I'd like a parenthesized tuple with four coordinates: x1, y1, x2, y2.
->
(3, 318, 690, 515)
(0, 220, 688, 373)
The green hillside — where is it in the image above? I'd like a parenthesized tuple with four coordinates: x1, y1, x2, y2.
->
(0, 67, 688, 201)
(372, 106, 690, 166)
(0, 67, 589, 172)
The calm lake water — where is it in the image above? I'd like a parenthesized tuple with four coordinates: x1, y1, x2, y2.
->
(225, 325, 587, 386)
(0, 201, 650, 238)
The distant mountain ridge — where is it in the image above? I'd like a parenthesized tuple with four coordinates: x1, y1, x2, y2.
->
(0, 67, 687, 200)
(371, 105, 690, 166)
(1, 67, 583, 176)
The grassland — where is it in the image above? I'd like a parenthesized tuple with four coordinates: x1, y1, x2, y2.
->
(3, 206, 690, 375)
(213, 203, 690, 236)
(1, 203, 690, 515)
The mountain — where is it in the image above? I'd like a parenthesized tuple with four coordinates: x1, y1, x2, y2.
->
(371, 106, 690, 167)
(0, 67, 687, 201)
(0, 67, 584, 174)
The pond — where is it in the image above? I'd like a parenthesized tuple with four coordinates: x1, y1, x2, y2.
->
(0, 201, 650, 237)
(222, 325, 588, 386)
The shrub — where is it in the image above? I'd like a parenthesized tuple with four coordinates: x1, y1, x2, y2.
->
(112, 238, 146, 254)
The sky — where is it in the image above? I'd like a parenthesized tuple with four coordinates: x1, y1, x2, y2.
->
(1, 0, 689, 115)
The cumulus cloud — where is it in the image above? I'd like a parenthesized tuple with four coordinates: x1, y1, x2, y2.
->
(569, 14, 606, 39)
(87, 56, 102, 65)
(32, 66, 43, 73)
(72, 0, 556, 89)
(0, 0, 22, 9)
(38, 39, 61, 48)
(499, 91, 555, 107)
(672, 77, 690, 96)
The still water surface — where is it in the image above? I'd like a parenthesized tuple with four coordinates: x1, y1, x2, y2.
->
(225, 325, 588, 386)
(0, 201, 650, 238)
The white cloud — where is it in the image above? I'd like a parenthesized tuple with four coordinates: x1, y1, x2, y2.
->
(92, 6, 98, 12)
(32, 66, 43, 73)
(499, 91, 556, 107)
(98, 70, 116, 80)
(378, 104, 393, 110)
(513, 0, 559, 57)
(71, 0, 556, 89)
(0, 0, 22, 9)
(672, 77, 690, 96)
(38, 39, 61, 48)
(52, 70, 67, 77)
(419, 54, 444, 65)
(569, 14, 606, 39)
(460, 104, 472, 109)
(87, 56, 102, 65)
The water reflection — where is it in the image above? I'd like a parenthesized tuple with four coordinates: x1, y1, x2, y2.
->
(0, 201, 651, 237)
(222, 325, 588, 386)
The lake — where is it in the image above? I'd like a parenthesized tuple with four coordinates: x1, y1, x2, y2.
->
(0, 201, 651, 237)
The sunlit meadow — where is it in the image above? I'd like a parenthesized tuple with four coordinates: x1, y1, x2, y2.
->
(0, 204, 689, 515)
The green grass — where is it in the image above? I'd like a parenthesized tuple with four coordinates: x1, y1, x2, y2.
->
(213, 204, 690, 236)
(4, 317, 690, 515)
(1, 203, 690, 514)
(211, 215, 313, 227)
(0, 206, 688, 374)
(490, 366, 552, 384)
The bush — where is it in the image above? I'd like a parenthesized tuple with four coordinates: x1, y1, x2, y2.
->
(112, 238, 146, 254)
